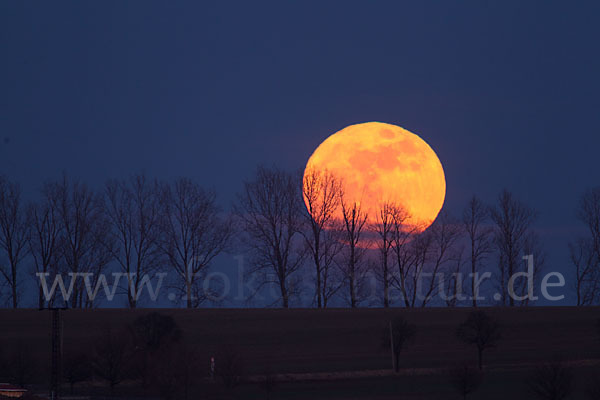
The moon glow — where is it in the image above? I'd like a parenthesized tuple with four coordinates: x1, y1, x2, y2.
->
(303, 122, 446, 231)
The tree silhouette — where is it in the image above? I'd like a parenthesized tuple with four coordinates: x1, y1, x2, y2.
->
(131, 311, 181, 353)
(450, 363, 483, 400)
(63, 352, 92, 394)
(216, 347, 244, 388)
(28, 183, 62, 308)
(390, 205, 416, 307)
(419, 212, 462, 307)
(569, 238, 599, 306)
(578, 187, 600, 261)
(235, 166, 304, 308)
(150, 342, 200, 400)
(301, 168, 343, 308)
(571, 187, 600, 306)
(6, 341, 36, 388)
(490, 190, 541, 306)
(159, 178, 232, 308)
(338, 191, 369, 308)
(92, 327, 134, 393)
(51, 175, 113, 308)
(462, 195, 493, 307)
(0, 176, 29, 308)
(129, 312, 182, 389)
(456, 310, 501, 370)
(381, 316, 416, 372)
(372, 202, 399, 308)
(528, 361, 573, 400)
(104, 174, 163, 308)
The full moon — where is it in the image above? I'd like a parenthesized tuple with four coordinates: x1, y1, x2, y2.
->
(303, 122, 446, 231)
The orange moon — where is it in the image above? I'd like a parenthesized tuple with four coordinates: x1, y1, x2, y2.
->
(303, 122, 446, 231)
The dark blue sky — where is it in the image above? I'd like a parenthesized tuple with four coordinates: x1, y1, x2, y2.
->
(2, 1, 600, 304)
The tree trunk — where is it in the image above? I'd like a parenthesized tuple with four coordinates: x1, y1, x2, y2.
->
(186, 276, 193, 308)
(282, 293, 289, 308)
(38, 286, 44, 309)
(471, 244, 477, 307)
(128, 280, 138, 308)
(383, 257, 389, 308)
(11, 263, 18, 308)
(508, 266, 515, 306)
(71, 289, 78, 309)
(349, 243, 357, 308)
(315, 256, 322, 308)
(281, 280, 289, 308)
(508, 245, 515, 307)
(349, 272, 356, 308)
(129, 295, 137, 309)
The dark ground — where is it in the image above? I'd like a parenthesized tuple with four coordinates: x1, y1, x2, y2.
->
(0, 307, 599, 399)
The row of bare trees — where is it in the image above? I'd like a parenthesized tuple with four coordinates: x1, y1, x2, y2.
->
(235, 166, 546, 308)
(0, 174, 232, 308)
(3, 165, 600, 308)
(570, 187, 600, 306)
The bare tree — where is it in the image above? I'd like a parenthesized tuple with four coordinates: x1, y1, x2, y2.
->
(159, 178, 232, 308)
(338, 193, 369, 308)
(391, 212, 461, 308)
(28, 183, 62, 308)
(449, 363, 484, 400)
(6, 340, 36, 388)
(444, 245, 467, 307)
(462, 196, 493, 306)
(490, 190, 540, 306)
(216, 346, 244, 389)
(0, 176, 29, 308)
(151, 342, 200, 400)
(381, 316, 416, 372)
(129, 312, 182, 391)
(301, 168, 342, 308)
(402, 232, 430, 308)
(63, 352, 92, 394)
(316, 226, 344, 307)
(105, 175, 162, 308)
(92, 327, 134, 393)
(235, 166, 304, 308)
(130, 311, 182, 353)
(456, 310, 501, 370)
(372, 203, 403, 308)
(52, 175, 112, 308)
(569, 238, 599, 306)
(390, 206, 417, 307)
(417, 212, 462, 307)
(528, 360, 574, 400)
(571, 187, 600, 306)
(578, 187, 600, 259)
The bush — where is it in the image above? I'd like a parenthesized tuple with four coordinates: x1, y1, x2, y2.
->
(528, 360, 573, 400)
(216, 347, 244, 388)
(449, 363, 484, 400)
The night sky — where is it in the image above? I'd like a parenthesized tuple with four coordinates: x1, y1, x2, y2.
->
(2, 1, 600, 305)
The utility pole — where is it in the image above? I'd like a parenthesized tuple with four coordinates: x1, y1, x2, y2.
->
(40, 306, 67, 400)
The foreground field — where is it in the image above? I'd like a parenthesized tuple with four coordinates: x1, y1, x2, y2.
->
(0, 306, 599, 399)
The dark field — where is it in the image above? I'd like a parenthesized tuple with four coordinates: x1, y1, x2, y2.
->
(1, 307, 599, 399)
